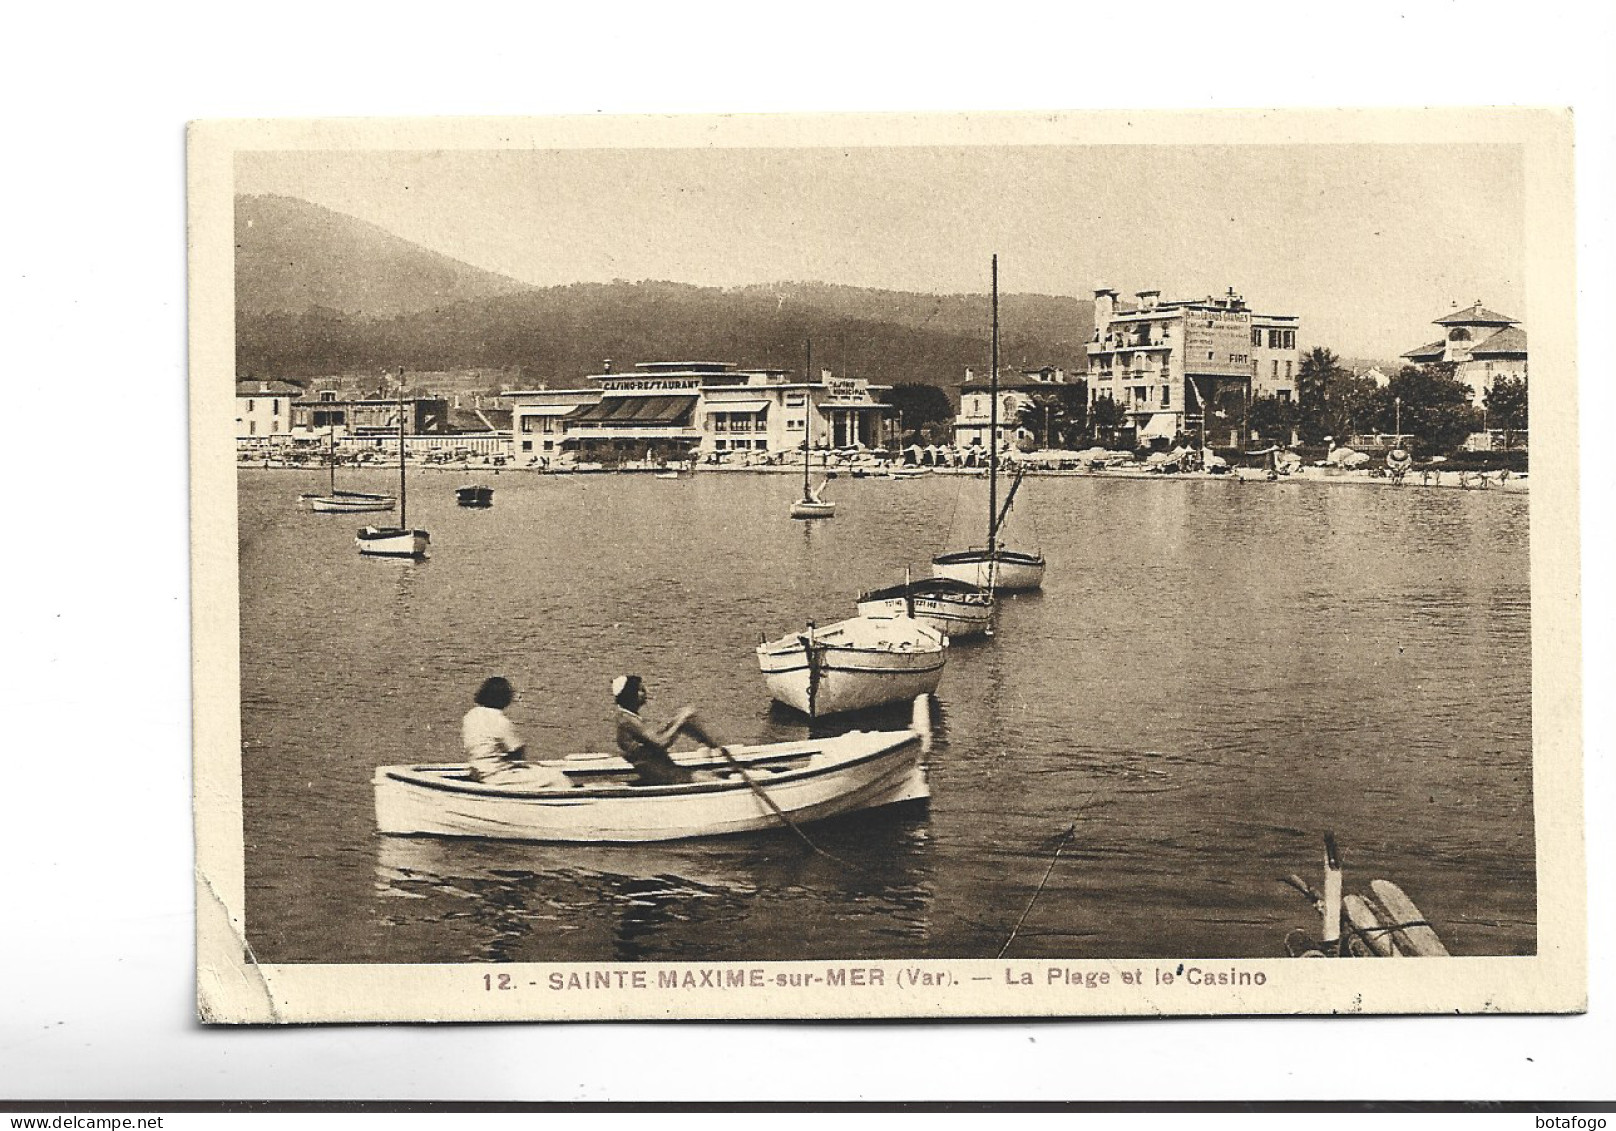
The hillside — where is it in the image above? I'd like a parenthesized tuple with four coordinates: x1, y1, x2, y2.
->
(235, 196, 1093, 390)
(236, 194, 533, 316)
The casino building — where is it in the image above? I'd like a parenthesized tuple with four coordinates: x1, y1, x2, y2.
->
(506, 361, 895, 463)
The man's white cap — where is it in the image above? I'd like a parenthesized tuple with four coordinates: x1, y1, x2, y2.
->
(611, 675, 629, 698)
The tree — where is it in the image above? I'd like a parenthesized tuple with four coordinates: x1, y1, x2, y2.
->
(1246, 394, 1300, 445)
(1371, 364, 1484, 456)
(880, 383, 954, 443)
(1296, 346, 1379, 443)
(1016, 380, 1090, 449)
(1484, 375, 1528, 449)
(1089, 395, 1127, 446)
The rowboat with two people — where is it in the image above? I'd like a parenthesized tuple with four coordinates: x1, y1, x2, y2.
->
(373, 694, 934, 843)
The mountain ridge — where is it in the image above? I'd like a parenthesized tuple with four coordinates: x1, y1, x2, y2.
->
(235, 195, 1093, 390)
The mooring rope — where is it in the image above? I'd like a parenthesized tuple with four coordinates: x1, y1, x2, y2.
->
(714, 746, 867, 873)
(997, 821, 1078, 959)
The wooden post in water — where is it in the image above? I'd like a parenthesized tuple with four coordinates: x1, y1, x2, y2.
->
(1322, 833, 1343, 956)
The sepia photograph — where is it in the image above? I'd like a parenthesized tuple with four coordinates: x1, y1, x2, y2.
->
(190, 110, 1582, 1023)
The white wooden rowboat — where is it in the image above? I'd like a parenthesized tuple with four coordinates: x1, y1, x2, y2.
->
(373, 696, 933, 842)
(757, 614, 947, 717)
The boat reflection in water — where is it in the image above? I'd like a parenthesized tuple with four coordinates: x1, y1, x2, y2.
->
(374, 809, 936, 963)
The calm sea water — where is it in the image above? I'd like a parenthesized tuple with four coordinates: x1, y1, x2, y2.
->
(237, 468, 1534, 963)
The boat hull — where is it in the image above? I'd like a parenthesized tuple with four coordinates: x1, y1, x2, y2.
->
(790, 499, 836, 519)
(307, 492, 396, 514)
(931, 548, 1046, 592)
(357, 527, 430, 557)
(856, 591, 993, 638)
(757, 615, 947, 716)
(455, 486, 494, 508)
(373, 731, 928, 842)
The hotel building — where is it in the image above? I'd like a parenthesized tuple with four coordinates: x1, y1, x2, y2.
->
(506, 361, 895, 463)
(1086, 287, 1300, 445)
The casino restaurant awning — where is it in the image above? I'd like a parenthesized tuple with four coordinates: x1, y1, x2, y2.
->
(565, 395, 700, 434)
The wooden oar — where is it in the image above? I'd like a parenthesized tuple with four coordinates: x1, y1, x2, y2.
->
(713, 694, 933, 870)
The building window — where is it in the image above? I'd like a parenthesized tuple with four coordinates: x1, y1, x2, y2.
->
(1449, 328, 1471, 342)
(1285, 360, 1293, 379)
(1276, 389, 1292, 403)
(521, 440, 533, 452)
(248, 420, 257, 435)
(1285, 331, 1295, 350)
(1272, 360, 1279, 379)
(1161, 385, 1171, 408)
(1252, 328, 1262, 347)
(271, 420, 279, 433)
(246, 399, 255, 412)
(520, 417, 535, 433)
(1267, 330, 1280, 349)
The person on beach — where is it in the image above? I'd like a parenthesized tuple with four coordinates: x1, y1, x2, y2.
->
(613, 674, 727, 786)
(462, 676, 571, 788)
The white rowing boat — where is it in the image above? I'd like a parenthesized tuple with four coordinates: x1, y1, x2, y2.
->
(756, 614, 947, 717)
(373, 696, 933, 842)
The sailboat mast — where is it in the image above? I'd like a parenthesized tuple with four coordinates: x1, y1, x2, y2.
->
(328, 423, 336, 495)
(804, 338, 812, 498)
(397, 371, 407, 528)
(988, 255, 999, 549)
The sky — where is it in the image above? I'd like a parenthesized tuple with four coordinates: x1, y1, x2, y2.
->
(237, 141, 1525, 363)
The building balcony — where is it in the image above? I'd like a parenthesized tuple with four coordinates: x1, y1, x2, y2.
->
(1089, 340, 1171, 355)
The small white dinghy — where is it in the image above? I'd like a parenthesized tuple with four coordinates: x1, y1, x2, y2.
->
(374, 695, 934, 842)
(757, 613, 947, 717)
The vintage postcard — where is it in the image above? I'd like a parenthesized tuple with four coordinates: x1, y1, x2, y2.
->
(191, 109, 1583, 1022)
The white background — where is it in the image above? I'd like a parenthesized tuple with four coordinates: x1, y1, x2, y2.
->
(4, 0, 1612, 1105)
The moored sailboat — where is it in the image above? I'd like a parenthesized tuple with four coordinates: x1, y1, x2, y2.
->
(301, 426, 396, 513)
(931, 255, 1046, 592)
(855, 570, 994, 639)
(789, 339, 836, 519)
(357, 374, 430, 558)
